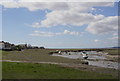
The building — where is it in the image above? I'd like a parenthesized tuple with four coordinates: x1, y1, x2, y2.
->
(0, 41, 45, 50)
(0, 41, 5, 49)
(0, 41, 15, 50)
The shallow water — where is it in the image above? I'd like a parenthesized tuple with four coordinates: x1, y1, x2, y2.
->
(88, 61, 119, 69)
(53, 51, 107, 60)
(52, 51, 119, 69)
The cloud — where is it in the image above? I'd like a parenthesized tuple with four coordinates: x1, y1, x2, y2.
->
(1, 2, 116, 30)
(108, 36, 119, 40)
(30, 30, 55, 37)
(86, 16, 118, 34)
(45, 10, 49, 14)
(32, 22, 41, 28)
(63, 30, 80, 35)
(21, 2, 114, 28)
(1, 2, 117, 36)
(113, 33, 118, 36)
(1, 2, 69, 11)
(94, 39, 100, 42)
(29, 30, 81, 37)
(0, 0, 115, 3)
(32, 11, 105, 28)
(1, 2, 114, 11)
(1, 2, 114, 28)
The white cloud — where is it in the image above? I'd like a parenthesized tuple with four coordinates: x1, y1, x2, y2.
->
(63, 30, 80, 35)
(108, 36, 119, 40)
(23, 2, 114, 28)
(1, 2, 69, 11)
(21, 2, 115, 30)
(94, 39, 100, 42)
(30, 31, 55, 37)
(107, 36, 118, 47)
(1, 2, 118, 37)
(0, 0, 115, 3)
(30, 30, 81, 37)
(1, 2, 116, 31)
(45, 10, 49, 14)
(32, 11, 105, 28)
(113, 33, 118, 36)
(86, 16, 118, 35)
(0, 2, 118, 48)
(32, 22, 41, 28)
(1, 2, 115, 28)
(1, 2, 114, 11)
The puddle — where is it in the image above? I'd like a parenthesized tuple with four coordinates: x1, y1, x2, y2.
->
(52, 51, 119, 69)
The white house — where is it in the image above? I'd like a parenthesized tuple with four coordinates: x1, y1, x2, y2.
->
(0, 41, 5, 49)
(0, 41, 14, 50)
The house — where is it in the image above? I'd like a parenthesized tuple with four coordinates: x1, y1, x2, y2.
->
(31, 46, 39, 49)
(0, 41, 15, 50)
(0, 41, 5, 49)
(0, 41, 45, 50)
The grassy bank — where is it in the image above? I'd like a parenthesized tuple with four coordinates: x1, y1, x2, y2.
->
(2, 62, 116, 79)
(2, 49, 119, 78)
(2, 49, 83, 64)
(102, 49, 119, 55)
(2, 48, 119, 62)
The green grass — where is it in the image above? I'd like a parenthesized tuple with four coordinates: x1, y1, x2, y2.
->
(2, 49, 119, 63)
(2, 49, 119, 79)
(2, 62, 116, 79)
(102, 49, 119, 55)
(0, 50, 2, 79)
(2, 49, 83, 64)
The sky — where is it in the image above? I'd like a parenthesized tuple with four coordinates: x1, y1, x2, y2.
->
(0, 1, 119, 48)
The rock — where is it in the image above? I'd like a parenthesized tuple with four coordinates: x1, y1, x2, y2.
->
(82, 61, 89, 65)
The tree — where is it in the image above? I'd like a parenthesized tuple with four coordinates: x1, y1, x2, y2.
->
(15, 45, 22, 51)
(39, 47, 45, 49)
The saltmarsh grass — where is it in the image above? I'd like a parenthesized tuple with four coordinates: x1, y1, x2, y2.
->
(3, 62, 115, 79)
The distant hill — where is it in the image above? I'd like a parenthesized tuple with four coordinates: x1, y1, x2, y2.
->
(111, 47, 120, 48)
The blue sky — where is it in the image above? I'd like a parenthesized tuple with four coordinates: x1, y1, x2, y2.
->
(1, 2, 119, 48)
